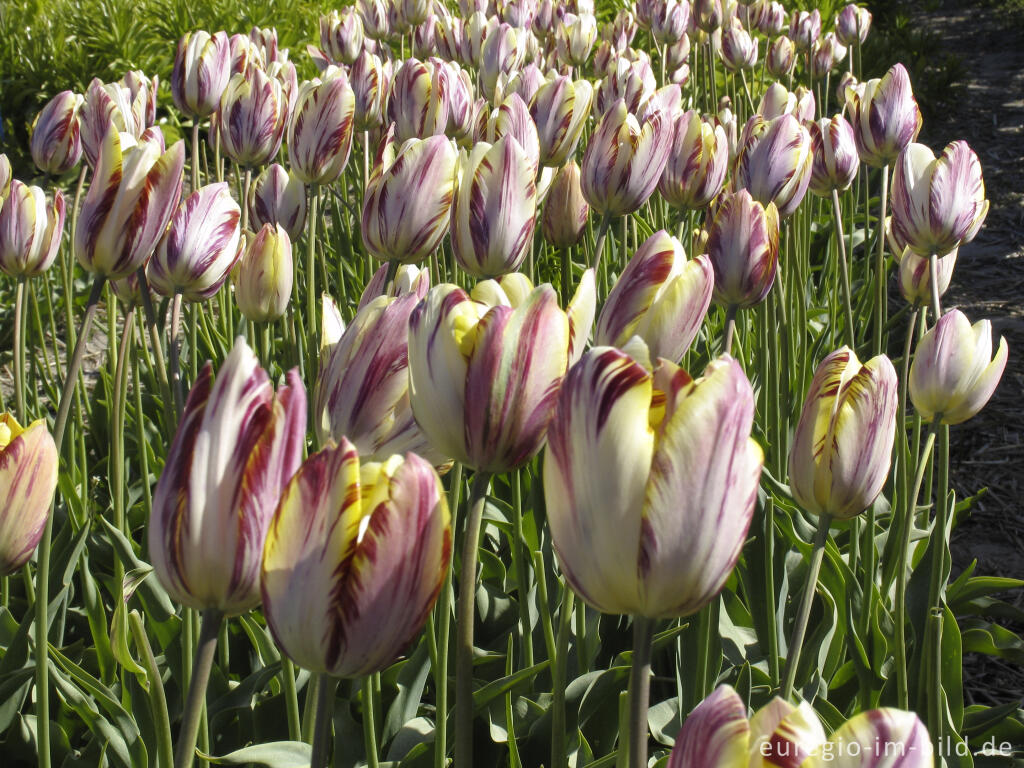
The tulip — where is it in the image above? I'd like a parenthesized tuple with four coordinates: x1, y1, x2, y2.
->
(0, 182, 66, 279)
(804, 710, 933, 768)
(229, 33, 262, 77)
(651, 0, 689, 44)
(481, 23, 526, 99)
(76, 128, 185, 280)
(502, 63, 545, 105)
(721, 18, 758, 71)
(261, 439, 451, 680)
(706, 189, 780, 310)
(810, 33, 847, 79)
(320, 8, 365, 65)
(596, 231, 714, 362)
(172, 31, 231, 118)
(581, 99, 672, 219)
(759, 1, 787, 35)
(219, 69, 288, 168)
(766, 35, 795, 77)
(463, 11, 495, 68)
(361, 133, 458, 264)
(887, 221, 957, 308)
(485, 93, 540, 175)
(0, 414, 58, 576)
(808, 114, 859, 196)
(789, 9, 821, 51)
(358, 0, 390, 41)
(836, 71, 858, 107)
(758, 81, 794, 120)
(836, 3, 872, 46)
(789, 347, 898, 519)
(439, 62, 477, 142)
(694, 0, 724, 33)
(733, 113, 812, 218)
(910, 310, 1008, 426)
(288, 68, 356, 185)
(659, 109, 729, 210)
(148, 182, 241, 302)
(358, 262, 430, 310)
(596, 58, 656, 115)
(80, 78, 148, 168)
(351, 51, 388, 131)
(555, 13, 598, 67)
(0, 155, 10, 202)
(121, 70, 159, 129)
(30, 91, 84, 175)
(531, 75, 594, 167)
(890, 140, 989, 258)
(249, 163, 308, 241)
(388, 58, 448, 142)
(249, 26, 280, 65)
(542, 161, 590, 248)
(845, 63, 922, 168)
(235, 224, 293, 323)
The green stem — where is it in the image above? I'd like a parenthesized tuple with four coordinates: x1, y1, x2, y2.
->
(241, 168, 252, 233)
(137, 269, 173, 421)
(511, 472, 533, 668)
(723, 304, 738, 356)
(129, 611, 174, 768)
(306, 187, 320, 349)
(831, 189, 856, 349)
(927, 423, 951, 616)
(873, 166, 889, 356)
(551, 584, 574, 768)
(362, 677, 380, 768)
(626, 616, 655, 768)
(781, 513, 832, 700)
(434, 462, 462, 768)
(592, 213, 611, 273)
(282, 657, 302, 741)
(764, 499, 780, 685)
(173, 609, 223, 768)
(169, 292, 185, 419)
(311, 674, 339, 768)
(14, 278, 26, 423)
(191, 122, 201, 194)
(928, 254, 942, 320)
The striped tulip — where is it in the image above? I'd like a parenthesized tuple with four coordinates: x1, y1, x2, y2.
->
(721, 18, 758, 72)
(890, 140, 989, 258)
(887, 221, 957, 307)
(288, 68, 356, 185)
(261, 440, 450, 677)
(229, 34, 262, 78)
(789, 9, 821, 51)
(845, 63, 922, 168)
(707, 189, 780, 309)
(351, 51, 388, 131)
(452, 136, 538, 278)
(439, 61, 476, 143)
(733, 113, 812, 218)
(320, 8, 365, 65)
(789, 347, 898, 519)
(358, 263, 430, 310)
(502, 64, 545, 106)
(0, 182, 65, 278)
(531, 75, 594, 167)
(555, 13, 598, 67)
(408, 282, 570, 472)
(808, 114, 860, 196)
(485, 93, 540, 175)
(388, 58, 447, 142)
(171, 31, 231, 118)
(810, 33, 847, 79)
(544, 345, 763, 617)
(80, 78, 148, 168)
(596, 231, 714, 362)
(149, 182, 241, 302)
(249, 163, 307, 241)
(463, 12, 495, 69)
(0, 155, 10, 202)
(149, 337, 306, 615)
(804, 711, 932, 768)
(659, 109, 729, 210)
(596, 58, 656, 116)
(235, 224, 293, 323)
(694, 0, 724, 33)
(219, 69, 287, 168)
(910, 309, 1008, 426)
(760, 2, 787, 35)
(481, 23, 526, 99)
(30, 91, 84, 175)
(0, 414, 58, 576)
(542, 160, 590, 248)
(766, 35, 796, 77)
(121, 70, 158, 128)
(581, 99, 672, 218)
(836, 3, 872, 46)
(75, 128, 185, 280)
(651, 0, 689, 44)
(500, 0, 538, 28)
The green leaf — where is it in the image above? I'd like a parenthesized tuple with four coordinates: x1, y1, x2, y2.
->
(197, 741, 312, 767)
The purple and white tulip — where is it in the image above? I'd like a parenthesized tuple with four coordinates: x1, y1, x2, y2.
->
(0, 414, 58, 576)
(320, 8, 365, 65)
(531, 75, 594, 167)
(171, 31, 232, 118)
(659, 109, 729, 210)
(845, 63, 922, 168)
(542, 160, 590, 248)
(219, 68, 288, 168)
(836, 3, 872, 46)
(288, 67, 356, 185)
(733, 113, 812, 218)
(0, 182, 65, 279)
(235, 223, 293, 323)
(388, 58, 448, 142)
(707, 189, 780, 310)
(808, 114, 860, 196)
(30, 91, 84, 176)
(80, 78, 149, 168)
(766, 35, 796, 77)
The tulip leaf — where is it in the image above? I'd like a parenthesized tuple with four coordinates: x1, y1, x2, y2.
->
(381, 637, 432, 747)
(197, 741, 312, 767)
(961, 623, 1024, 666)
(0, 668, 34, 734)
(473, 659, 550, 712)
(97, 517, 176, 624)
(648, 698, 681, 747)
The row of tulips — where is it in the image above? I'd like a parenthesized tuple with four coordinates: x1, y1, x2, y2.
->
(0, 0, 1017, 766)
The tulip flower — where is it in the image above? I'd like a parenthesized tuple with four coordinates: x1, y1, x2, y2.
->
(0, 414, 58, 576)
(555, 13, 598, 67)
(596, 58, 656, 115)
(76, 128, 185, 280)
(810, 33, 847, 79)
(235, 224, 293, 323)
(172, 31, 232, 118)
(766, 35, 796, 77)
(358, 0, 390, 41)
(836, 3, 872, 46)
(845, 63, 922, 168)
(733, 113, 812, 218)
(261, 439, 451, 677)
(887, 221, 958, 308)
(80, 78, 149, 168)
(351, 51, 388, 131)
(706, 189, 780, 310)
(542, 161, 590, 249)
(438, 62, 476, 143)
(789, 347, 898, 519)
(219, 69, 288, 168)
(321, 8, 365, 65)
(501, 63, 545, 106)
(596, 231, 714, 362)
(531, 75, 594, 167)
(249, 163, 308, 241)
(358, 262, 430, 310)
(288, 67, 356, 185)
(388, 58, 448, 142)
(890, 140, 989, 258)
(651, 0, 689, 44)
(30, 91, 84, 176)
(362, 132, 458, 265)
(789, 9, 821, 51)
(659, 110, 729, 210)
(910, 310, 1008, 426)
(760, 2, 787, 35)
(808, 114, 860, 196)
(229, 33, 261, 77)
(694, 0, 724, 32)
(481, 23, 526, 99)
(0, 155, 10, 202)
(0, 182, 66, 279)
(148, 182, 241, 302)
(485, 93, 540, 175)
(721, 18, 758, 72)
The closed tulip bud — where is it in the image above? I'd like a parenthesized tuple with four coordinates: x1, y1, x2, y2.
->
(0, 415, 58, 576)
(388, 58, 447, 142)
(504, 63, 546, 105)
(887, 221, 957, 307)
(694, 0, 724, 33)
(845, 63, 922, 167)
(666, 33, 691, 71)
(481, 24, 525, 99)
(435, 15, 465, 61)
(463, 12, 495, 68)
(910, 310, 1008, 426)
(359, 0, 391, 41)
(555, 13, 598, 67)
(350, 52, 387, 132)
(261, 440, 450, 677)
(76, 128, 185, 280)
(121, 70, 158, 128)
(721, 19, 758, 71)
(0, 156, 10, 202)
(543, 161, 589, 248)
(717, 106, 739, 161)
(836, 71, 858, 106)
(810, 33, 846, 79)
(532, 75, 593, 167)
(759, 1, 787, 34)
(659, 110, 729, 210)
(545, 345, 762, 617)
(500, 0, 537, 28)
(219, 70, 287, 168)
(150, 337, 306, 614)
(533, 0, 555, 37)
(171, 31, 231, 118)
(789, 9, 821, 51)
(362, 133, 458, 264)
(439, 62, 476, 142)
(249, 26, 280, 66)
(413, 16, 437, 58)
(235, 224, 293, 323)
(582, 99, 672, 218)
(0, 182, 65, 278)
(485, 93, 540, 174)
(249, 163, 307, 241)
(707, 189, 780, 309)
(808, 114, 859, 196)
(734, 113, 812, 218)
(789, 347, 898, 519)
(409, 282, 571, 472)
(611, 8, 638, 46)
(288, 68, 355, 185)
(793, 86, 816, 123)
(759, 81, 794, 120)
(596, 58, 656, 115)
(890, 140, 989, 257)
(766, 36, 795, 77)
(596, 231, 714, 362)
(30, 91, 84, 175)
(836, 3, 871, 46)
(400, 0, 432, 28)
(321, 9, 365, 65)
(651, 0, 689, 44)
(80, 78, 148, 168)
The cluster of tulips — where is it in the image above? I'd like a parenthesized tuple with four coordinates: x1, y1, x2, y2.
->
(0, 0, 1012, 765)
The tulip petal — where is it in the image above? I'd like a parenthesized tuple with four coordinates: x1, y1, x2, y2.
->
(803, 709, 933, 768)
(667, 685, 749, 768)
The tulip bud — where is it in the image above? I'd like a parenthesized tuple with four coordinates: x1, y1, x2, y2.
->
(596, 58, 656, 115)
(76, 128, 185, 280)
(707, 190, 780, 309)
(439, 62, 477, 142)
(249, 26, 280, 65)
(362, 132, 458, 264)
(388, 58, 448, 142)
(845, 63, 922, 168)
(659, 110, 729, 210)
(910, 310, 1008, 425)
(0, 182, 66, 279)
(234, 224, 293, 323)
(80, 78, 148, 168)
(229, 34, 262, 77)
(734, 113, 812, 218)
(890, 140, 989, 258)
(0, 414, 58, 576)
(651, 0, 689, 44)
(0, 156, 10, 203)
(544, 346, 763, 617)
(836, 3, 871, 46)
(358, 0, 391, 40)
(219, 69, 287, 168)
(249, 163, 307, 241)
(500, 0, 538, 28)
(172, 31, 232, 118)
(288, 68, 356, 185)
(808, 114, 859, 196)
(542, 161, 589, 248)
(789, 9, 821, 51)
(888, 221, 957, 307)
(759, 1, 787, 35)
(321, 9, 365, 65)
(555, 13, 598, 67)
(351, 51, 387, 132)
(358, 262, 430, 310)
(485, 93, 540, 175)
(721, 19, 758, 72)
(694, 0, 724, 33)
(836, 71, 858, 107)
(150, 337, 306, 614)
(766, 36, 795, 77)
(531, 75, 594, 167)
(481, 23, 526, 99)
(30, 91, 85, 176)
(261, 440, 451, 677)
(810, 33, 846, 79)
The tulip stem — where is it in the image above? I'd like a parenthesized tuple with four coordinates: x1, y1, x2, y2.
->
(830, 189, 856, 349)
(928, 254, 942, 320)
(14, 278, 26, 423)
(872, 165, 889, 356)
(306, 186, 320, 352)
(129, 610, 174, 768)
(137, 268, 174, 421)
(174, 609, 222, 768)
(169, 292, 185, 419)
(433, 462, 462, 768)
(592, 213, 611, 273)
(191, 122, 201, 195)
(551, 583, 574, 768)
(723, 304, 738, 356)
(311, 674, 339, 768)
(455, 472, 492, 768)
(626, 615, 654, 768)
(35, 274, 105, 768)
(781, 513, 831, 700)
(241, 168, 252, 233)
(362, 676, 381, 768)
